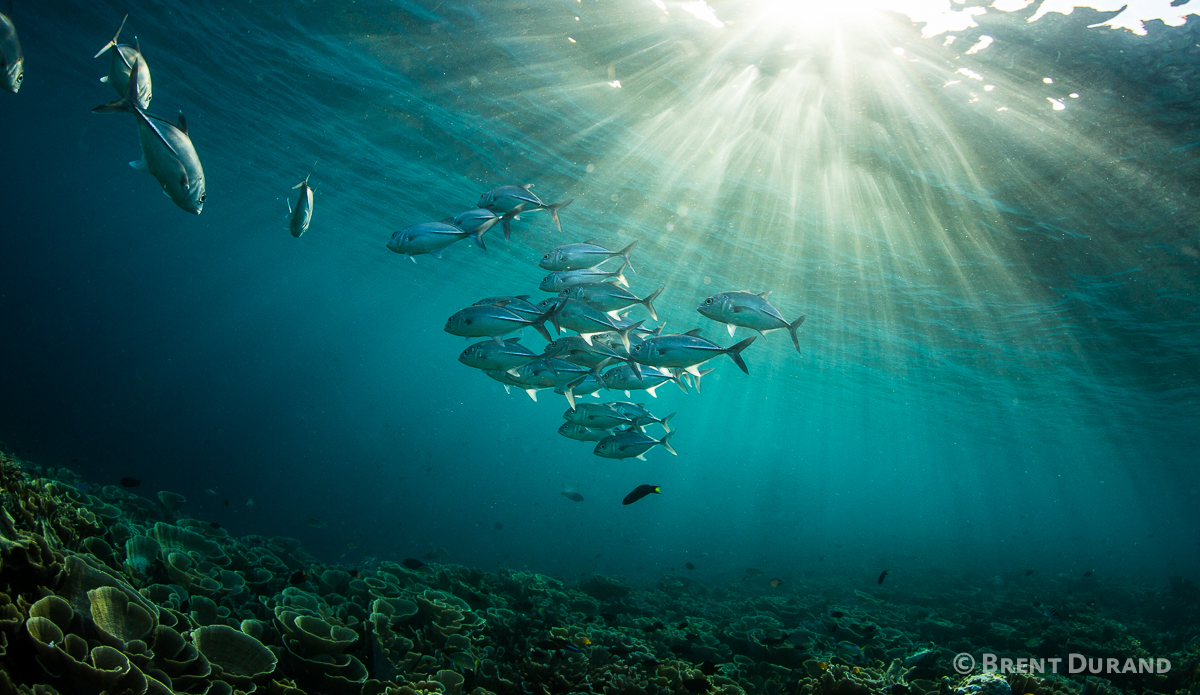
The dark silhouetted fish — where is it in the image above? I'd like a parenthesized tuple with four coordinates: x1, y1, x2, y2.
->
(119, 476, 141, 488)
(562, 491, 584, 502)
(622, 485, 662, 506)
(208, 521, 220, 529)
(685, 562, 695, 570)
(1025, 569, 1035, 577)
(878, 570, 888, 585)
(641, 621, 664, 633)
(289, 570, 309, 586)
(676, 621, 688, 629)
(683, 676, 712, 693)
(699, 661, 717, 675)
(222, 499, 231, 507)
(536, 637, 580, 653)
(402, 558, 427, 571)
(1083, 569, 1093, 577)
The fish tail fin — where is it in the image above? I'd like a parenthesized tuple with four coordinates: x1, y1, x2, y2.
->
(613, 260, 629, 288)
(617, 320, 644, 353)
(642, 285, 664, 321)
(500, 203, 526, 241)
(660, 412, 675, 433)
(617, 239, 638, 274)
(725, 336, 756, 375)
(532, 320, 553, 343)
(94, 14, 128, 58)
(471, 217, 498, 251)
(547, 199, 574, 233)
(91, 56, 140, 114)
(660, 429, 677, 456)
(787, 314, 806, 354)
(693, 367, 714, 394)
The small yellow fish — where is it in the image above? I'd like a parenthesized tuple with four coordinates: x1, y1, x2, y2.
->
(578, 637, 592, 646)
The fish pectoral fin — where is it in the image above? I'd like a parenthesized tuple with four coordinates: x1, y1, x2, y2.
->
(525, 389, 539, 402)
(636, 454, 647, 461)
(406, 254, 416, 263)
(129, 159, 149, 172)
(579, 333, 596, 346)
(727, 324, 736, 337)
(506, 368, 521, 377)
(606, 311, 621, 320)
(100, 76, 110, 83)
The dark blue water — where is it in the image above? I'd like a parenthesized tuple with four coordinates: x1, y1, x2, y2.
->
(2, 0, 1198, 587)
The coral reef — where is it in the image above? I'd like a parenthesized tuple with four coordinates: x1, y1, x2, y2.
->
(0, 453, 1197, 695)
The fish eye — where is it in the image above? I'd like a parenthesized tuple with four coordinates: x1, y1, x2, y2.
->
(199, 193, 206, 203)
(704, 298, 713, 305)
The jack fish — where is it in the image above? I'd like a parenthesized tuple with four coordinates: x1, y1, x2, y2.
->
(92, 59, 205, 214)
(629, 329, 756, 375)
(445, 303, 552, 342)
(478, 184, 573, 233)
(447, 204, 525, 241)
(388, 221, 485, 261)
(287, 162, 316, 238)
(0, 6, 23, 94)
(540, 240, 638, 271)
(560, 283, 664, 320)
(698, 290, 806, 353)
(458, 338, 539, 373)
(95, 15, 151, 109)
(595, 429, 677, 461)
(539, 263, 628, 292)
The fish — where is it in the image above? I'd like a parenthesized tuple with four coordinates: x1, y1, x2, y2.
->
(223, 499, 231, 507)
(560, 283, 665, 321)
(305, 518, 327, 528)
(540, 264, 628, 292)
(557, 422, 620, 442)
(446, 204, 525, 241)
(877, 570, 888, 585)
(641, 621, 665, 632)
(287, 161, 317, 238)
(208, 521, 220, 529)
(94, 15, 151, 109)
(770, 578, 783, 587)
(606, 402, 673, 432)
(92, 60, 206, 214)
(606, 644, 636, 656)
(677, 621, 689, 629)
(554, 373, 606, 402)
(904, 649, 937, 667)
(1024, 569, 1035, 577)
(596, 429, 677, 460)
(1039, 604, 1061, 622)
(540, 240, 638, 272)
(507, 357, 608, 407)
(836, 642, 864, 662)
(494, 522, 503, 530)
(119, 476, 141, 488)
(402, 558, 427, 571)
(477, 184, 573, 233)
(564, 402, 644, 430)
(1082, 569, 1094, 577)
(459, 338, 540, 373)
(745, 568, 763, 576)
(601, 363, 684, 398)
(387, 221, 486, 261)
(562, 491, 584, 502)
(829, 610, 845, 618)
(535, 637, 580, 653)
(697, 291, 806, 353)
(447, 651, 478, 673)
(289, 570, 310, 586)
(542, 335, 630, 370)
(445, 304, 552, 343)
(622, 484, 661, 505)
(547, 298, 644, 351)
(685, 562, 695, 570)
(0, 5, 23, 94)
(630, 330, 756, 376)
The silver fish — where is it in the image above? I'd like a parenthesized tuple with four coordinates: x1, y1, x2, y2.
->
(540, 240, 637, 272)
(458, 338, 539, 373)
(478, 184, 573, 233)
(539, 264, 628, 292)
(629, 329, 756, 375)
(563, 402, 640, 430)
(601, 363, 683, 398)
(447, 204, 525, 241)
(555, 372, 606, 401)
(474, 295, 546, 325)
(557, 422, 620, 442)
(388, 221, 485, 261)
(594, 429, 677, 461)
(560, 283, 664, 320)
(445, 304, 552, 342)
(94, 15, 151, 110)
(287, 161, 316, 238)
(607, 402, 673, 432)
(92, 60, 205, 214)
(542, 335, 629, 369)
(0, 7, 23, 94)
(509, 357, 605, 407)
(698, 290, 806, 353)
(549, 298, 643, 351)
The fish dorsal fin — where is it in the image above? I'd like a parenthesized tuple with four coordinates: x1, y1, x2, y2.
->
(515, 294, 530, 300)
(135, 36, 141, 53)
(685, 328, 703, 336)
(584, 238, 597, 245)
(758, 290, 772, 298)
(439, 217, 454, 224)
(519, 183, 535, 190)
(176, 111, 188, 135)
(505, 337, 521, 343)
(129, 159, 149, 172)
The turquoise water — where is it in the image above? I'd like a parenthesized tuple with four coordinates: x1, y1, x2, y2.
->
(1, 0, 1198, 586)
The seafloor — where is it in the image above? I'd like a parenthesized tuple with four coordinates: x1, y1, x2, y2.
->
(0, 454, 1196, 695)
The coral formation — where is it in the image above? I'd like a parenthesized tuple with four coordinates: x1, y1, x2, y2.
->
(0, 453, 1198, 695)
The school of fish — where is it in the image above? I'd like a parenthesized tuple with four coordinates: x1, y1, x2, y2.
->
(4, 11, 808, 505)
